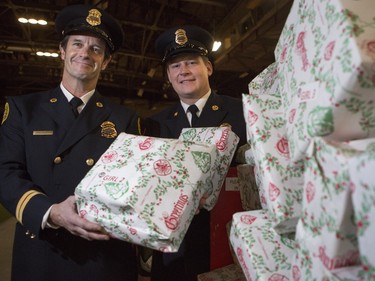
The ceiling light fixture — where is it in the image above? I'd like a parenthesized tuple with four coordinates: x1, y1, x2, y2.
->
(212, 41, 222, 52)
(36, 51, 59, 57)
(18, 17, 47, 25)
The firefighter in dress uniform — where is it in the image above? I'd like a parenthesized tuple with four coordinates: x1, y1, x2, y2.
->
(0, 4, 143, 281)
(147, 25, 247, 281)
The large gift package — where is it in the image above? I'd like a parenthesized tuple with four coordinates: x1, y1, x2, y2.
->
(229, 210, 295, 281)
(291, 137, 375, 280)
(292, 137, 360, 280)
(275, 0, 375, 161)
(243, 62, 304, 233)
(75, 128, 239, 252)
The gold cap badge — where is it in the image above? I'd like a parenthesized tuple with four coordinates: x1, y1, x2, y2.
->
(175, 29, 188, 46)
(101, 121, 117, 138)
(86, 9, 102, 26)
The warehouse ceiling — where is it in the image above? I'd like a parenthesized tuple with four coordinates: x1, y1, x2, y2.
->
(0, 0, 293, 116)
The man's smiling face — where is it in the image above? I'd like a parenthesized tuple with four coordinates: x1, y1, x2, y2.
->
(60, 34, 110, 83)
(166, 54, 213, 103)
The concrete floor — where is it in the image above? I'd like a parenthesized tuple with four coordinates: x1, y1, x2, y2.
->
(0, 217, 15, 281)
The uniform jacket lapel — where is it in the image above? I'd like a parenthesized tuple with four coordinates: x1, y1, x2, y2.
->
(195, 92, 227, 127)
(164, 104, 190, 138)
(56, 91, 110, 155)
(41, 88, 75, 131)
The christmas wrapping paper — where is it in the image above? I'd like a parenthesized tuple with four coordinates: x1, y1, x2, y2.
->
(236, 164, 261, 211)
(292, 223, 365, 281)
(243, 63, 304, 234)
(332, 266, 365, 281)
(293, 137, 375, 280)
(347, 143, 375, 279)
(179, 126, 240, 210)
(75, 131, 236, 252)
(275, 0, 375, 161)
(247, 62, 278, 97)
(297, 137, 359, 267)
(230, 210, 295, 281)
(197, 263, 246, 281)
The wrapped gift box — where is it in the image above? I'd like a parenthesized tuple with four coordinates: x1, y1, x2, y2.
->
(243, 63, 304, 233)
(230, 210, 295, 281)
(298, 137, 360, 266)
(197, 263, 246, 281)
(293, 137, 375, 279)
(75, 130, 237, 252)
(275, 0, 375, 161)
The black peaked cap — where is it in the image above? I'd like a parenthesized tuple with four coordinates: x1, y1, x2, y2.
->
(55, 4, 124, 52)
(155, 25, 214, 62)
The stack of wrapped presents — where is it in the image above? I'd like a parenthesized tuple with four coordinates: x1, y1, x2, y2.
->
(230, 0, 375, 280)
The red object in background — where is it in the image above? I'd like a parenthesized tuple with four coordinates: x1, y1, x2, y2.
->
(210, 166, 244, 270)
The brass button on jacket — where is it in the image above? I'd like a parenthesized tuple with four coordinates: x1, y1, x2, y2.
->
(54, 157, 62, 164)
(86, 158, 95, 166)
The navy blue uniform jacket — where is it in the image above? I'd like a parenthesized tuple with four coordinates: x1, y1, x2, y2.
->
(149, 92, 247, 281)
(0, 87, 140, 281)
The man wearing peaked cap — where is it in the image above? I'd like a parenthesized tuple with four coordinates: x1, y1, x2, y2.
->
(147, 25, 247, 281)
(0, 4, 142, 281)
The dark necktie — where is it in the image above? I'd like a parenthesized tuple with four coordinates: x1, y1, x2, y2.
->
(70, 97, 83, 118)
(188, 104, 199, 127)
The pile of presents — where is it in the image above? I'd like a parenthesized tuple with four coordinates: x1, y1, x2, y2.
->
(230, 0, 375, 280)
(73, 0, 374, 280)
